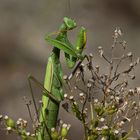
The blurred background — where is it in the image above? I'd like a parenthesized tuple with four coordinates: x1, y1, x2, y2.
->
(0, 0, 140, 139)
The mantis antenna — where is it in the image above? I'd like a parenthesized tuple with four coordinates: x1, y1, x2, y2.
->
(68, 0, 71, 15)
(65, 0, 71, 17)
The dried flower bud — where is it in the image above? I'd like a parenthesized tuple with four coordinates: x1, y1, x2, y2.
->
(0, 115, 3, 121)
(128, 89, 134, 95)
(95, 65, 100, 69)
(94, 99, 99, 103)
(122, 40, 127, 49)
(69, 96, 74, 100)
(117, 122, 123, 128)
(26, 132, 30, 136)
(85, 108, 88, 112)
(120, 121, 125, 125)
(106, 89, 111, 94)
(6, 127, 12, 133)
(132, 101, 137, 107)
(100, 118, 105, 122)
(98, 46, 104, 57)
(118, 28, 122, 36)
(129, 63, 134, 68)
(16, 120, 21, 126)
(4, 115, 9, 120)
(89, 53, 93, 58)
(102, 125, 108, 130)
(135, 87, 140, 94)
(51, 128, 55, 132)
(64, 94, 68, 98)
(110, 96, 114, 100)
(114, 130, 119, 134)
(127, 52, 133, 57)
(18, 118, 23, 122)
(130, 75, 135, 80)
(67, 124, 71, 130)
(23, 120, 28, 128)
(63, 75, 68, 80)
(98, 46, 103, 50)
(60, 120, 63, 124)
(79, 93, 84, 97)
(136, 57, 140, 64)
(96, 127, 102, 131)
(114, 28, 122, 37)
(88, 78, 94, 83)
(87, 83, 92, 88)
(31, 134, 35, 137)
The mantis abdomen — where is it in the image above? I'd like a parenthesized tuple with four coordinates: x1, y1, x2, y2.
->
(38, 50, 64, 140)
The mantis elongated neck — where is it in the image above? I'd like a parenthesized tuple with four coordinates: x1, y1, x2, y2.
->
(50, 23, 68, 63)
(51, 47, 60, 63)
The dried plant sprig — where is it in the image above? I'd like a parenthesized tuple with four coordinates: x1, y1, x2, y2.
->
(63, 28, 140, 140)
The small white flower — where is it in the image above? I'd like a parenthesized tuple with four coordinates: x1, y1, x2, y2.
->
(114, 130, 119, 134)
(4, 115, 9, 120)
(110, 96, 114, 100)
(136, 87, 140, 94)
(63, 75, 68, 80)
(102, 125, 108, 129)
(62, 123, 67, 128)
(0, 115, 3, 120)
(69, 96, 74, 100)
(23, 120, 27, 124)
(7, 127, 12, 131)
(79, 93, 84, 97)
(127, 52, 132, 57)
(106, 89, 111, 93)
(26, 132, 30, 136)
(101, 137, 107, 140)
(118, 28, 122, 36)
(89, 53, 93, 57)
(51, 128, 55, 132)
(59, 119, 63, 124)
(16, 120, 21, 125)
(67, 124, 71, 130)
(96, 127, 101, 131)
(64, 94, 68, 98)
(94, 99, 98, 103)
(31, 134, 35, 137)
(120, 121, 125, 125)
(100, 118, 105, 122)
(18, 118, 22, 122)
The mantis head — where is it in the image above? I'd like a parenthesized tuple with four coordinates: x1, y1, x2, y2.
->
(63, 17, 77, 30)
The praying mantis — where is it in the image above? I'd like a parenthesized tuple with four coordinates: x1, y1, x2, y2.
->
(28, 17, 87, 140)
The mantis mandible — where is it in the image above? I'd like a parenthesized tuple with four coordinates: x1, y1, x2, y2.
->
(29, 17, 87, 140)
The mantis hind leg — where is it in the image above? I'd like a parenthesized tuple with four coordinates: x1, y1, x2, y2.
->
(28, 75, 54, 140)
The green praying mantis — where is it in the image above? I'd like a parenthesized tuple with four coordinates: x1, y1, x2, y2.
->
(28, 17, 87, 140)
